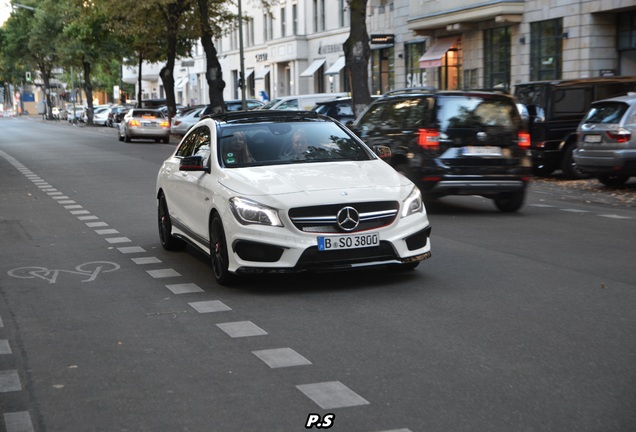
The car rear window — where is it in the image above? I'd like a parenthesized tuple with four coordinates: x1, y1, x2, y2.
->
(437, 96, 520, 130)
(358, 97, 432, 130)
(582, 102, 628, 124)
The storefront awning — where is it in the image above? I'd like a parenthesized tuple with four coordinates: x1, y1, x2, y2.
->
(418, 36, 459, 68)
(244, 69, 254, 80)
(325, 57, 346, 75)
(174, 78, 185, 89)
(300, 59, 326, 77)
(255, 67, 270, 80)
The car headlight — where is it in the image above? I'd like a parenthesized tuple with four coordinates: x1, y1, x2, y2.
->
(229, 197, 283, 227)
(402, 187, 424, 217)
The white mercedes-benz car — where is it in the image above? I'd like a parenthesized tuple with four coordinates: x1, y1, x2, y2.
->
(156, 110, 432, 285)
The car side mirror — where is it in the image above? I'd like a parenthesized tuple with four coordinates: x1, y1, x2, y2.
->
(373, 145, 391, 159)
(179, 155, 207, 172)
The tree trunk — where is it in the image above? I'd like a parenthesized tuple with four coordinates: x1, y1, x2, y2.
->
(83, 60, 94, 126)
(137, 53, 143, 108)
(197, 0, 226, 114)
(344, 0, 372, 117)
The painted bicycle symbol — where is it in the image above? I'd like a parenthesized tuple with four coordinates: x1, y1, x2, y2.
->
(8, 261, 120, 284)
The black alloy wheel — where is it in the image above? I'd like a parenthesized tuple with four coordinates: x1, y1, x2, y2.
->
(158, 194, 186, 251)
(210, 214, 234, 285)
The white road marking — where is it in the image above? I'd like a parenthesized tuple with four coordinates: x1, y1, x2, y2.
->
(188, 300, 231, 313)
(0, 370, 22, 392)
(4, 412, 34, 432)
(0, 341, 11, 355)
(131, 257, 161, 265)
(164, 283, 202, 294)
(217, 321, 268, 338)
(253, 348, 312, 368)
(296, 381, 369, 409)
(147, 269, 181, 278)
(118, 246, 146, 253)
(105, 237, 131, 244)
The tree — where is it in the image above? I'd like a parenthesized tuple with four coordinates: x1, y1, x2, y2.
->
(344, 0, 372, 116)
(195, 0, 229, 114)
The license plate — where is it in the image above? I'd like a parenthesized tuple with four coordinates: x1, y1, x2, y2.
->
(462, 146, 502, 156)
(317, 232, 379, 251)
(584, 134, 602, 143)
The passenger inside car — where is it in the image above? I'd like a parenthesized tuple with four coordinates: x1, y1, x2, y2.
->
(281, 129, 311, 159)
(222, 131, 254, 165)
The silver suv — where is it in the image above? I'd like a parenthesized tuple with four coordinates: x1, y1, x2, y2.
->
(574, 93, 636, 186)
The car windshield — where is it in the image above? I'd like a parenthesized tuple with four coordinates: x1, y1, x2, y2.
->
(582, 102, 629, 124)
(218, 121, 373, 167)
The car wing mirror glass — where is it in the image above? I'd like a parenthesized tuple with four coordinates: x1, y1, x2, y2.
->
(179, 156, 207, 171)
(373, 145, 391, 159)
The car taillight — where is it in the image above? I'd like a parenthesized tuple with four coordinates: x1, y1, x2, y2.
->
(173, 120, 182, 126)
(418, 128, 439, 150)
(160, 121, 170, 128)
(606, 128, 631, 143)
(129, 119, 141, 127)
(518, 132, 531, 148)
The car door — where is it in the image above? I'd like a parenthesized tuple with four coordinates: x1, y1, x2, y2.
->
(163, 129, 198, 228)
(178, 125, 214, 243)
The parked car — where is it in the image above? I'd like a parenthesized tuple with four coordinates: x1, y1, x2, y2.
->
(199, 99, 265, 117)
(118, 108, 171, 143)
(514, 76, 636, 178)
(312, 96, 380, 123)
(260, 93, 348, 111)
(350, 87, 532, 212)
(573, 92, 636, 186)
(170, 107, 204, 136)
(156, 110, 432, 285)
(107, 104, 134, 127)
(83, 106, 110, 126)
(52, 106, 67, 120)
(66, 104, 85, 123)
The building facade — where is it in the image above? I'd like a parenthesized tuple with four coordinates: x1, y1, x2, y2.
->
(123, 0, 636, 106)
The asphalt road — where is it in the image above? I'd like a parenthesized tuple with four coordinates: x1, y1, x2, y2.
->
(1, 116, 635, 432)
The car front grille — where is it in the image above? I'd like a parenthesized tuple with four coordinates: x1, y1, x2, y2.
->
(288, 201, 399, 233)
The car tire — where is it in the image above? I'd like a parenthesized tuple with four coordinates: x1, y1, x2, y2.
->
(125, 133, 131, 143)
(163, 137, 170, 144)
(210, 213, 234, 286)
(561, 143, 590, 180)
(597, 174, 629, 187)
(158, 194, 187, 251)
(118, 132, 124, 142)
(494, 190, 525, 212)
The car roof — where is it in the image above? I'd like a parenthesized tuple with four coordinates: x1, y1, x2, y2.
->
(515, 76, 636, 88)
(591, 92, 636, 105)
(374, 88, 515, 102)
(203, 110, 328, 124)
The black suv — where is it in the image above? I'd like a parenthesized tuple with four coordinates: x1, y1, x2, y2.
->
(514, 77, 636, 178)
(351, 88, 531, 212)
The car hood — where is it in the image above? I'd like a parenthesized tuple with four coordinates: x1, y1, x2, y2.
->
(218, 160, 410, 197)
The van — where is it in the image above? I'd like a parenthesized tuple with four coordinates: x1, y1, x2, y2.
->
(514, 76, 636, 178)
(261, 92, 348, 111)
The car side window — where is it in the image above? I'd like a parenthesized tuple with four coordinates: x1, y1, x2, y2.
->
(175, 129, 199, 157)
(278, 100, 298, 110)
(193, 126, 211, 165)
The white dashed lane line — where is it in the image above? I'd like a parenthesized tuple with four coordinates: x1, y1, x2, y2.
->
(1, 150, 409, 429)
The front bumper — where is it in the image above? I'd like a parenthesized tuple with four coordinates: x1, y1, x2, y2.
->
(225, 212, 432, 274)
